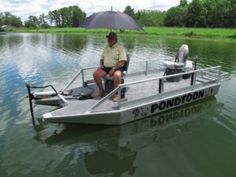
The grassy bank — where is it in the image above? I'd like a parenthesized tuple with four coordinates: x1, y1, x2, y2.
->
(11, 27, 236, 40)
(144, 27, 236, 39)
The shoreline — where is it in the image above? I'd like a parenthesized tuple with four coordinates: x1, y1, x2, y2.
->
(7, 27, 236, 41)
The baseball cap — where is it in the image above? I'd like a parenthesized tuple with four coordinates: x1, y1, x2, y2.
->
(106, 32, 117, 39)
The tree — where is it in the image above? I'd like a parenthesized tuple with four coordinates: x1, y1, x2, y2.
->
(151, 0, 236, 28)
(123, 6, 135, 18)
(224, 0, 236, 27)
(47, 6, 86, 27)
(163, 0, 190, 27)
(180, 0, 188, 7)
(203, 0, 230, 27)
(164, 7, 184, 26)
(48, 10, 61, 26)
(135, 10, 165, 26)
(24, 16, 39, 28)
(0, 12, 22, 27)
(38, 13, 49, 28)
(70, 6, 86, 27)
(185, 0, 207, 27)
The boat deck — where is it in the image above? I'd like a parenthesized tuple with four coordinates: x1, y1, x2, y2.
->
(47, 71, 209, 117)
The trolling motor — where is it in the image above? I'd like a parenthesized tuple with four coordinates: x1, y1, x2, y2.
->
(25, 83, 67, 123)
(25, 83, 36, 124)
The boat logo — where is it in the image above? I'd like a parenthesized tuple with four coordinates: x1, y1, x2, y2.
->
(133, 107, 150, 119)
(131, 88, 215, 119)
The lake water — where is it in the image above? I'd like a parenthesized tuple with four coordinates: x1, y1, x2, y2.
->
(0, 33, 236, 177)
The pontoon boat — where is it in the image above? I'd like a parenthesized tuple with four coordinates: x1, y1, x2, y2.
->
(26, 45, 227, 125)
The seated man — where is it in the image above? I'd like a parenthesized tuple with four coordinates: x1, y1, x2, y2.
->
(93, 32, 127, 101)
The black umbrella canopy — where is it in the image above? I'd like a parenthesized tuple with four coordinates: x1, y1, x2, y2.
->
(81, 11, 143, 31)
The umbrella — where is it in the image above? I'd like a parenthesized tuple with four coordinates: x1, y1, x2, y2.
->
(81, 11, 143, 31)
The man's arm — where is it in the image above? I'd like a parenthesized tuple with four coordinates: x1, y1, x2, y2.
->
(99, 50, 105, 69)
(113, 60, 126, 70)
(99, 59, 104, 69)
(108, 60, 126, 76)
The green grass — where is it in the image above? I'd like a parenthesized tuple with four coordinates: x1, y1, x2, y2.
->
(12, 27, 109, 34)
(10, 27, 236, 40)
(143, 27, 236, 39)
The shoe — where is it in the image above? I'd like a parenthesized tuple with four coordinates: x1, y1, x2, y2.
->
(112, 95, 119, 102)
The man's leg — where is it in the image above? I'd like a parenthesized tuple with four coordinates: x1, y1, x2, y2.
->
(113, 70, 122, 88)
(93, 68, 106, 96)
(112, 70, 122, 101)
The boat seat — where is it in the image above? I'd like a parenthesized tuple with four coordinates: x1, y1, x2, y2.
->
(104, 55, 130, 94)
(163, 44, 190, 82)
(163, 61, 184, 70)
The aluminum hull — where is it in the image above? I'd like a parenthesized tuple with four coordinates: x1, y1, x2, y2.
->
(43, 84, 220, 125)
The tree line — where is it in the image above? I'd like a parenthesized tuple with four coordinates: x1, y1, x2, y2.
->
(124, 0, 236, 27)
(0, 6, 86, 29)
(0, 1, 236, 29)
(164, 0, 236, 27)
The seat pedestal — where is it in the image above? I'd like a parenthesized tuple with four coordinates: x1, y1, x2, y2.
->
(104, 79, 126, 98)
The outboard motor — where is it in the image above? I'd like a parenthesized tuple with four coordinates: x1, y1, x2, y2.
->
(163, 44, 192, 81)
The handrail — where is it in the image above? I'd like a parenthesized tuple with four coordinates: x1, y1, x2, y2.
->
(130, 58, 170, 63)
(63, 65, 221, 114)
(82, 66, 98, 70)
(86, 86, 120, 113)
(61, 69, 82, 92)
(119, 66, 221, 87)
(61, 66, 97, 92)
(86, 65, 221, 113)
(62, 59, 165, 93)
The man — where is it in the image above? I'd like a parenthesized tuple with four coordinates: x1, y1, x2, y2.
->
(93, 32, 127, 101)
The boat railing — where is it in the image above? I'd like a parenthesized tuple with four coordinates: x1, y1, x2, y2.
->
(61, 59, 164, 92)
(128, 59, 165, 75)
(87, 66, 222, 113)
(122, 66, 221, 87)
(127, 57, 200, 75)
(86, 86, 121, 113)
(119, 66, 221, 107)
(61, 67, 97, 92)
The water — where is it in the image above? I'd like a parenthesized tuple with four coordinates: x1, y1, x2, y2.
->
(0, 33, 236, 177)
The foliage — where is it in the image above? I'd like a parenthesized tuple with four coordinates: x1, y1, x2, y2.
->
(0, 12, 22, 27)
(24, 14, 49, 28)
(185, 0, 207, 27)
(123, 5, 135, 18)
(48, 6, 86, 27)
(123, 6, 165, 26)
(135, 10, 165, 26)
(24, 16, 39, 28)
(38, 13, 50, 28)
(164, 7, 186, 27)
(1, 2, 236, 29)
(164, 0, 236, 27)
(180, 0, 188, 7)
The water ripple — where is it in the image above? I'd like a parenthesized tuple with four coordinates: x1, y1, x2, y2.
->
(1, 33, 236, 177)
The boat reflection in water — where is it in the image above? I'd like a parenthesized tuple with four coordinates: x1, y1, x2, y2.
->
(42, 97, 221, 177)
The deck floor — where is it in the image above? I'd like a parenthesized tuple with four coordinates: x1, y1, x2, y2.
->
(49, 72, 196, 117)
